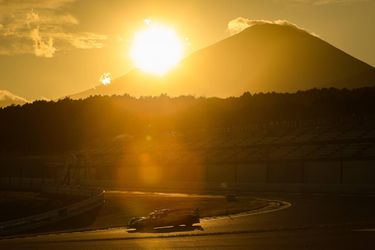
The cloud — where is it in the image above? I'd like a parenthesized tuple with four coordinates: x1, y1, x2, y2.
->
(100, 73, 112, 85)
(0, 0, 76, 13)
(57, 32, 107, 49)
(30, 27, 56, 57)
(227, 17, 255, 36)
(26, 9, 40, 26)
(0, 0, 107, 58)
(227, 17, 317, 36)
(0, 90, 28, 108)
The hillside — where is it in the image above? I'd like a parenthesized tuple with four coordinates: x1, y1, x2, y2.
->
(0, 90, 28, 108)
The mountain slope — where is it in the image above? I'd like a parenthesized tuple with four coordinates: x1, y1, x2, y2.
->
(0, 90, 28, 108)
(72, 23, 375, 99)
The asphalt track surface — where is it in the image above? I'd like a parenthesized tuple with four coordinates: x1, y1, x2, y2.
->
(1, 192, 375, 249)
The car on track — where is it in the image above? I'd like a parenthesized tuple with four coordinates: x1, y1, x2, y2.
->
(127, 208, 200, 229)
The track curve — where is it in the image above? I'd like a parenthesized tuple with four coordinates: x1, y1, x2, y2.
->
(1, 193, 375, 249)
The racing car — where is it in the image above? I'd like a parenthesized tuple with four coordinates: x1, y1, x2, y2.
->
(127, 208, 200, 229)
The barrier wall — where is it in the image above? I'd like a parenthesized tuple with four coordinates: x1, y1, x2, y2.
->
(85, 159, 375, 194)
(237, 163, 267, 183)
(304, 161, 341, 184)
(0, 178, 104, 235)
(343, 161, 375, 184)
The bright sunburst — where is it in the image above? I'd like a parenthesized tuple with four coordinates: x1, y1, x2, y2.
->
(130, 22, 184, 75)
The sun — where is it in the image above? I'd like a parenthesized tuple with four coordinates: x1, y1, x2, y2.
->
(130, 23, 184, 75)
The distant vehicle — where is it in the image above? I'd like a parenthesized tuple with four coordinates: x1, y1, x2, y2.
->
(127, 208, 200, 229)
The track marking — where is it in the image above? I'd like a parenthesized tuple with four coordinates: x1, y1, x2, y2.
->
(105, 190, 223, 198)
(202, 200, 291, 222)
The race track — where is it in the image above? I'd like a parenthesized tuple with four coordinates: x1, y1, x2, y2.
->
(1, 193, 375, 249)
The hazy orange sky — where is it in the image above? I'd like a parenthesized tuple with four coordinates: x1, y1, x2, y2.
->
(0, 0, 374, 100)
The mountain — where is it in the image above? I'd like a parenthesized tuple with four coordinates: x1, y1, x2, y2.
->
(72, 22, 375, 99)
(0, 90, 28, 108)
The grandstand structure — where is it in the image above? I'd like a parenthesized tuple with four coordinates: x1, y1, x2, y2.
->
(89, 118, 375, 188)
(2, 118, 374, 191)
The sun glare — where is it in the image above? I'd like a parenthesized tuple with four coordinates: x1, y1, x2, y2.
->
(130, 23, 184, 75)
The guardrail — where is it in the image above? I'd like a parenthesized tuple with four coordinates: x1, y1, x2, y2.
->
(0, 178, 104, 235)
(83, 179, 375, 195)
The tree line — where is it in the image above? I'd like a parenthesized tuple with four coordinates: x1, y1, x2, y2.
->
(1, 87, 375, 154)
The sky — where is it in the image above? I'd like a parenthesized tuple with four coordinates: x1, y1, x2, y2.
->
(0, 0, 374, 101)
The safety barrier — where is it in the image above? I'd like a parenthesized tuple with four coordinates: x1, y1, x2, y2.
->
(0, 178, 104, 235)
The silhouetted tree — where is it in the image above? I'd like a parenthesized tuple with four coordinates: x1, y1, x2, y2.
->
(0, 87, 375, 154)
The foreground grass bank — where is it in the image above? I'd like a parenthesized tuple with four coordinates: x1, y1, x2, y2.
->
(0, 191, 84, 222)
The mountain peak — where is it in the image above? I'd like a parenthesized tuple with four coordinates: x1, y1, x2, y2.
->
(72, 21, 375, 99)
(228, 19, 315, 37)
